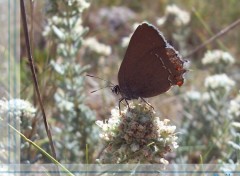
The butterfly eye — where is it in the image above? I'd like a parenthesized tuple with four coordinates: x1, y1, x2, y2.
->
(112, 85, 120, 95)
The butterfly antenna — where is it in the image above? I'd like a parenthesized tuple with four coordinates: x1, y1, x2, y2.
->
(86, 74, 115, 86)
(90, 85, 114, 93)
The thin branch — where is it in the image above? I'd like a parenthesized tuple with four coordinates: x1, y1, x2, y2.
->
(185, 18, 240, 58)
(20, 0, 57, 160)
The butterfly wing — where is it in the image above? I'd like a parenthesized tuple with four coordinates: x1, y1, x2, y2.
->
(118, 22, 186, 99)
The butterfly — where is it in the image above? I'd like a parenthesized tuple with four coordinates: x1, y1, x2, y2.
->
(88, 22, 187, 113)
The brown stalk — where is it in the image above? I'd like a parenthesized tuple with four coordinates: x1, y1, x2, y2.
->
(20, 0, 57, 160)
(185, 18, 240, 58)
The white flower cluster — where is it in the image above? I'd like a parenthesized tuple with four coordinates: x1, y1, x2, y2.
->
(51, 60, 70, 75)
(202, 50, 235, 66)
(231, 122, 240, 128)
(96, 103, 178, 164)
(43, 17, 86, 39)
(68, 0, 90, 12)
(184, 90, 219, 103)
(42, 16, 61, 37)
(228, 95, 240, 117)
(204, 74, 235, 92)
(185, 90, 201, 101)
(95, 109, 121, 141)
(54, 88, 75, 112)
(157, 4, 190, 27)
(0, 99, 36, 120)
(84, 37, 112, 56)
(155, 118, 179, 149)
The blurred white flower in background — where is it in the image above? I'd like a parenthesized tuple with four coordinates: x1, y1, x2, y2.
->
(84, 37, 112, 56)
(0, 99, 36, 120)
(78, 0, 91, 11)
(202, 50, 235, 66)
(157, 4, 190, 27)
(156, 17, 167, 26)
(202, 92, 211, 102)
(68, 0, 90, 12)
(231, 122, 240, 128)
(43, 17, 86, 40)
(51, 15, 61, 24)
(204, 74, 235, 92)
(160, 158, 169, 164)
(184, 90, 201, 102)
(0, 99, 36, 135)
(73, 18, 86, 35)
(228, 95, 240, 117)
(121, 36, 131, 48)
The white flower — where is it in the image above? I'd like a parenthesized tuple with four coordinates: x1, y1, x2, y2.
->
(84, 37, 112, 56)
(228, 141, 240, 150)
(111, 108, 121, 119)
(202, 92, 211, 102)
(157, 4, 190, 27)
(204, 74, 235, 91)
(99, 133, 110, 141)
(68, 0, 90, 11)
(95, 120, 104, 128)
(156, 17, 167, 26)
(166, 125, 177, 134)
(160, 158, 169, 165)
(96, 109, 121, 140)
(0, 100, 7, 114)
(185, 90, 201, 101)
(163, 119, 170, 125)
(172, 141, 179, 149)
(0, 99, 36, 120)
(222, 52, 235, 64)
(202, 50, 235, 66)
(73, 18, 86, 35)
(42, 26, 51, 36)
(158, 119, 177, 134)
(132, 23, 140, 30)
(60, 99, 74, 111)
(54, 89, 75, 111)
(231, 122, 240, 128)
(77, 0, 90, 12)
(121, 36, 131, 48)
(228, 96, 240, 117)
(51, 60, 70, 75)
(52, 16, 61, 24)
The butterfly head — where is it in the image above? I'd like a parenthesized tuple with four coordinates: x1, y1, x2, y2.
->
(111, 85, 120, 95)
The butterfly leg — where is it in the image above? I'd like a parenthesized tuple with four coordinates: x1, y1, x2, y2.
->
(140, 97, 154, 109)
(121, 101, 127, 106)
(124, 99, 130, 109)
(118, 97, 124, 115)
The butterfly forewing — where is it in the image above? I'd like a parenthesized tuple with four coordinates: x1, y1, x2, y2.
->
(118, 23, 169, 98)
(123, 48, 173, 98)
